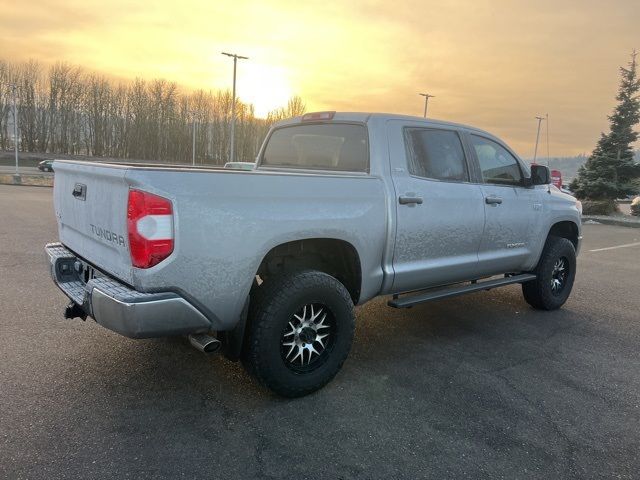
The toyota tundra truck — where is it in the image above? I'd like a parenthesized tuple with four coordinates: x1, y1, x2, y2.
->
(45, 112, 582, 397)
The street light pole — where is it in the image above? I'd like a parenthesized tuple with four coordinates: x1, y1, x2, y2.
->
(545, 113, 550, 167)
(11, 83, 19, 176)
(533, 115, 545, 163)
(222, 52, 248, 163)
(192, 115, 196, 166)
(419, 93, 435, 118)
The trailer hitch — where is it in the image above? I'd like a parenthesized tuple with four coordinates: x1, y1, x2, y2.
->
(64, 301, 87, 321)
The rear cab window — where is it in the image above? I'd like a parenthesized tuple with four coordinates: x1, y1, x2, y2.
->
(260, 123, 369, 172)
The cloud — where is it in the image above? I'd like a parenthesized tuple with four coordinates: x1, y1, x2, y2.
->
(0, 0, 638, 155)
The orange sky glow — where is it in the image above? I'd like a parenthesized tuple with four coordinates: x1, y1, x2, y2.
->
(1, 0, 638, 156)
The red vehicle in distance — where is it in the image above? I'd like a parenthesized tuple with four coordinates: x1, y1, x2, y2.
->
(532, 163, 562, 190)
(550, 169, 562, 190)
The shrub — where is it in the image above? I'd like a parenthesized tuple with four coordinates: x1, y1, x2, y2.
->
(581, 199, 618, 216)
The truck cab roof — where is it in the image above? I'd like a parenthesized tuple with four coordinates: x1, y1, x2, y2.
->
(275, 112, 497, 139)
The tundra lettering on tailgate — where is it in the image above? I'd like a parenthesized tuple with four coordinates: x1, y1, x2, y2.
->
(90, 224, 126, 247)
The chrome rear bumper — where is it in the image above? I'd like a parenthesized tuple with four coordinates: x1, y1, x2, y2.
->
(45, 243, 211, 338)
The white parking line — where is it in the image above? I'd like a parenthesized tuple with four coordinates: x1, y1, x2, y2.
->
(589, 241, 640, 252)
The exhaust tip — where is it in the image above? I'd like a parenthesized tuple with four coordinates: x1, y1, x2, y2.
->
(188, 333, 221, 354)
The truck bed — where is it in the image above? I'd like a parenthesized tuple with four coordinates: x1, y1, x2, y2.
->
(52, 160, 388, 330)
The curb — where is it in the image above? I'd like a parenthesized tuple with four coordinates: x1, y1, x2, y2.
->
(0, 182, 53, 188)
(0, 175, 53, 188)
(582, 216, 640, 228)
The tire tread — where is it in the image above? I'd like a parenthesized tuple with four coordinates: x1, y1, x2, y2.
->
(245, 270, 354, 397)
(522, 236, 576, 310)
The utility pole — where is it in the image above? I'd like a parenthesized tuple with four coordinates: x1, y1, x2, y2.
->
(191, 113, 197, 166)
(545, 113, 550, 167)
(11, 83, 19, 177)
(533, 115, 545, 163)
(419, 93, 435, 118)
(222, 52, 248, 163)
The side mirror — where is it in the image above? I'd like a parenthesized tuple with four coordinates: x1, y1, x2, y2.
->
(531, 164, 550, 185)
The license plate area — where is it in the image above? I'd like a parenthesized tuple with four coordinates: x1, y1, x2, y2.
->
(76, 260, 97, 285)
(54, 257, 98, 286)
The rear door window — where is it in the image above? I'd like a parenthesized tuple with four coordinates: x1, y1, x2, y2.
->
(261, 123, 368, 172)
(404, 128, 469, 182)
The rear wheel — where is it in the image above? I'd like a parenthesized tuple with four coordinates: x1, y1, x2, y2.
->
(522, 236, 576, 310)
(244, 270, 355, 397)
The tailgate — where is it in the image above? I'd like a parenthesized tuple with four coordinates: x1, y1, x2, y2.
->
(53, 161, 134, 285)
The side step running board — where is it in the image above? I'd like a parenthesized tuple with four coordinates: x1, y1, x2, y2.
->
(388, 274, 537, 309)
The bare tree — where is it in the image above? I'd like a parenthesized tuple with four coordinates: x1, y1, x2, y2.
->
(17, 61, 43, 152)
(48, 62, 84, 154)
(286, 95, 306, 117)
(84, 74, 112, 156)
(0, 60, 12, 150)
(0, 57, 307, 165)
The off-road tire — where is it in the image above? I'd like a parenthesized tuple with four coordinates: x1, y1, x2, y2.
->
(244, 270, 355, 397)
(522, 236, 576, 310)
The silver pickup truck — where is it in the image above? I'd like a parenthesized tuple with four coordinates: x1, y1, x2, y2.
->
(46, 112, 582, 397)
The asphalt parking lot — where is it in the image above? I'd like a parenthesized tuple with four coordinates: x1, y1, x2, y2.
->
(1, 185, 639, 479)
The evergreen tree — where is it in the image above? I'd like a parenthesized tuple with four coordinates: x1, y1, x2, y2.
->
(571, 51, 640, 200)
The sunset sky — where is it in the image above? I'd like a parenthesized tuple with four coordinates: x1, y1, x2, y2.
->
(1, 0, 638, 157)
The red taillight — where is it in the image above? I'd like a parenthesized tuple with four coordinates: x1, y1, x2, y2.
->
(127, 189, 174, 269)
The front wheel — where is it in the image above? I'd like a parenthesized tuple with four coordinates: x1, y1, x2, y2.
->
(522, 236, 576, 310)
(244, 270, 355, 397)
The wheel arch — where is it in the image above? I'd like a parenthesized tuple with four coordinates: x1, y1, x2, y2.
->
(547, 220, 580, 249)
(254, 238, 363, 305)
(222, 237, 362, 362)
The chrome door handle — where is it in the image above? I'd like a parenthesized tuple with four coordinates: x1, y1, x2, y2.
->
(485, 196, 503, 205)
(399, 195, 423, 205)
